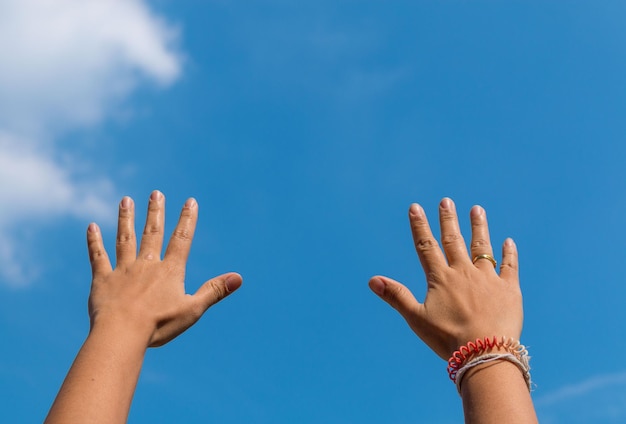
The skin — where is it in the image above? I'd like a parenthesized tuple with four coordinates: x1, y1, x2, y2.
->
(45, 191, 242, 424)
(369, 198, 537, 424)
(46, 192, 534, 422)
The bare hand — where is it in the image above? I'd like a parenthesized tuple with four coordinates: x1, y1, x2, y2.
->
(369, 198, 522, 360)
(87, 191, 242, 347)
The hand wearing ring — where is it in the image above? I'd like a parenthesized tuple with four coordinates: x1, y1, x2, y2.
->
(369, 198, 523, 360)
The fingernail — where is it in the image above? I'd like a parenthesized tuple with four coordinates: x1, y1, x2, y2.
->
(504, 238, 515, 247)
(151, 190, 163, 201)
(470, 205, 484, 217)
(88, 223, 99, 233)
(409, 203, 422, 217)
(369, 278, 385, 296)
(440, 198, 453, 209)
(225, 274, 242, 293)
(185, 198, 197, 208)
(120, 196, 132, 209)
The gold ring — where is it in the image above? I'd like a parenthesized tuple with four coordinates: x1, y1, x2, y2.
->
(472, 254, 497, 268)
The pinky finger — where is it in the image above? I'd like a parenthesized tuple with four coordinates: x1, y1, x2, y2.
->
(499, 238, 519, 283)
(87, 223, 112, 278)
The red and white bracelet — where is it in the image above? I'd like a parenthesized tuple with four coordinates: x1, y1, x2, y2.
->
(447, 336, 531, 392)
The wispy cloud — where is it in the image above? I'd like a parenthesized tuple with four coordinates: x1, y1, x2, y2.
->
(0, 0, 182, 285)
(535, 370, 626, 423)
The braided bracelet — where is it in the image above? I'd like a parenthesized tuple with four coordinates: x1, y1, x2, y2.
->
(454, 353, 532, 393)
(447, 336, 531, 391)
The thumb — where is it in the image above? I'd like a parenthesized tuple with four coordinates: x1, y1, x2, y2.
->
(369, 275, 424, 322)
(192, 272, 243, 313)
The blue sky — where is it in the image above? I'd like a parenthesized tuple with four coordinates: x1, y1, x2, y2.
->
(1, 0, 626, 422)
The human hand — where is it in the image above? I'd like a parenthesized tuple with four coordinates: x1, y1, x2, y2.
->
(87, 190, 242, 347)
(369, 198, 522, 360)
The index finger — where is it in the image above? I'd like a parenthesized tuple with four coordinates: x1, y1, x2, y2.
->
(164, 198, 198, 265)
(409, 203, 447, 279)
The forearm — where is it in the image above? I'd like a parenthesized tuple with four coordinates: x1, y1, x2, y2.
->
(461, 360, 537, 424)
(45, 320, 150, 424)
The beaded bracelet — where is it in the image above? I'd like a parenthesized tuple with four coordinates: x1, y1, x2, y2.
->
(447, 336, 531, 391)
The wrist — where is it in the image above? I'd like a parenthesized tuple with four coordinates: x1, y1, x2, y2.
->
(89, 312, 154, 350)
(461, 356, 520, 385)
(460, 358, 538, 424)
(447, 336, 531, 393)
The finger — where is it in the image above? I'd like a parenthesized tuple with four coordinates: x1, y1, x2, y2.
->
(138, 190, 165, 260)
(87, 223, 112, 278)
(116, 196, 137, 268)
(164, 198, 198, 264)
(499, 238, 519, 283)
(438, 198, 469, 266)
(469, 205, 495, 271)
(191, 273, 243, 314)
(369, 275, 425, 324)
(409, 203, 447, 277)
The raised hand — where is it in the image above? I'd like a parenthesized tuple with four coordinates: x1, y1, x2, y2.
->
(369, 198, 536, 424)
(369, 198, 522, 360)
(87, 190, 242, 347)
(46, 191, 241, 424)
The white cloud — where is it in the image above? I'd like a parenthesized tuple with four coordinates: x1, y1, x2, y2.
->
(0, 0, 181, 135)
(0, 0, 182, 285)
(0, 133, 114, 223)
(535, 371, 626, 423)
(536, 371, 626, 406)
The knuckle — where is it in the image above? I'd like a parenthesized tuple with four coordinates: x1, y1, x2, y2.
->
(144, 223, 161, 236)
(171, 227, 193, 242)
(441, 232, 463, 247)
(384, 284, 408, 311)
(410, 218, 430, 233)
(88, 238, 106, 259)
(164, 261, 182, 275)
(386, 282, 406, 300)
(439, 210, 457, 223)
(208, 279, 227, 302)
(118, 207, 132, 219)
(416, 237, 439, 252)
(179, 207, 193, 218)
(500, 261, 518, 273)
(89, 248, 106, 262)
(470, 238, 489, 251)
(116, 232, 133, 245)
(148, 199, 161, 210)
